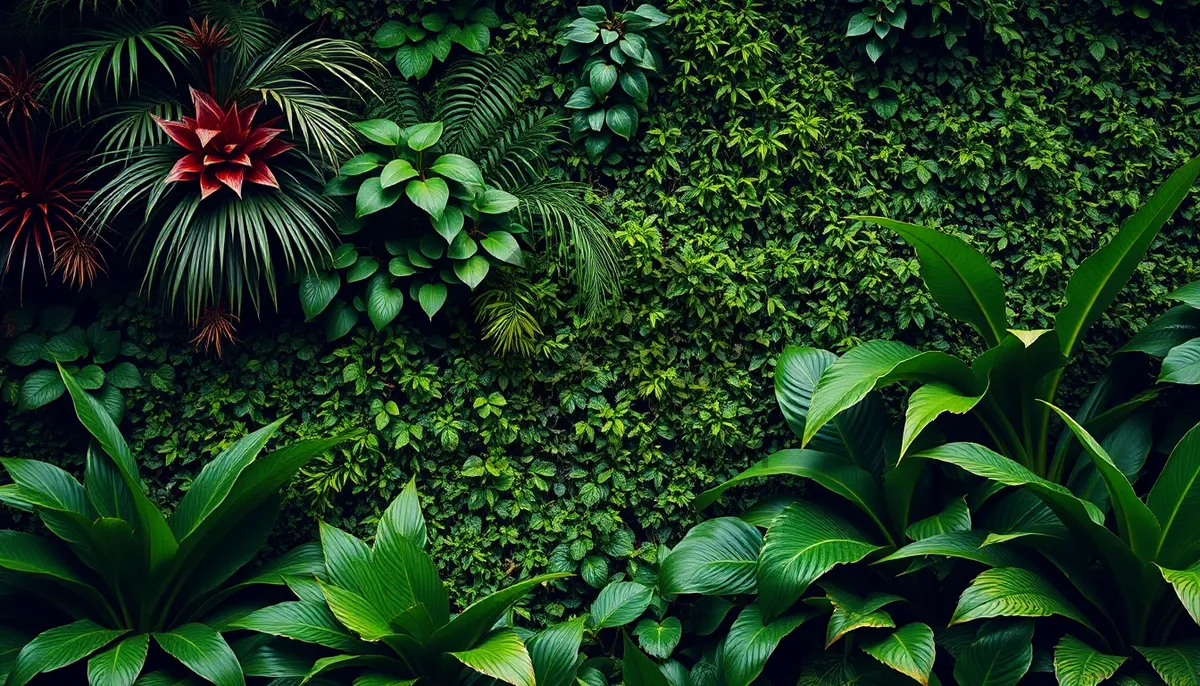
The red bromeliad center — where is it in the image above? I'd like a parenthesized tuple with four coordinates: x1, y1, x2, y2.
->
(153, 87, 293, 200)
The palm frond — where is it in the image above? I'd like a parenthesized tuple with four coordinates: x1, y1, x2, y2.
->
(38, 22, 188, 119)
(474, 277, 544, 356)
(193, 0, 278, 68)
(435, 54, 544, 158)
(508, 181, 622, 312)
(365, 75, 429, 128)
(476, 110, 564, 188)
(233, 34, 383, 164)
(93, 96, 186, 158)
(20, 0, 147, 18)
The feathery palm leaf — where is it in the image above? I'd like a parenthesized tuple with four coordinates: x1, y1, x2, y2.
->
(93, 96, 186, 158)
(475, 110, 563, 188)
(365, 74, 429, 127)
(436, 54, 543, 159)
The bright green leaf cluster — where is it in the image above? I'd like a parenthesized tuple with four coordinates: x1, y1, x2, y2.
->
(374, 1, 503, 79)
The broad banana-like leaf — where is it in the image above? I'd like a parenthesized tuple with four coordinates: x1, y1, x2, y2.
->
(905, 496, 971, 541)
(721, 604, 813, 686)
(1147, 421, 1200, 567)
(693, 449, 889, 539)
(152, 623, 243, 686)
(589, 581, 652, 629)
(1118, 305, 1200, 357)
(0, 530, 112, 613)
(621, 631, 669, 686)
(85, 444, 136, 523)
(1160, 340, 1200, 384)
(850, 216, 1008, 346)
(87, 633, 150, 686)
(1045, 403, 1161, 560)
(902, 382, 985, 457)
(951, 568, 1093, 630)
(861, 622, 936, 686)
(425, 572, 571, 654)
(448, 629, 534, 686)
(952, 621, 1033, 686)
(1, 458, 91, 515)
(803, 340, 978, 447)
(821, 583, 901, 647)
(877, 531, 1027, 569)
(757, 502, 881, 620)
(776, 345, 888, 472)
(319, 581, 393, 641)
(528, 616, 586, 686)
(231, 601, 363, 652)
(1069, 410, 1152, 511)
(1136, 641, 1200, 686)
(377, 477, 428, 550)
(1053, 635, 1126, 686)
(659, 517, 761, 596)
(369, 518, 449, 626)
(1159, 562, 1200, 626)
(7, 620, 126, 686)
(1055, 156, 1200, 358)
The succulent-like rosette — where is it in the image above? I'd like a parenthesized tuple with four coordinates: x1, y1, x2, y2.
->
(153, 87, 292, 199)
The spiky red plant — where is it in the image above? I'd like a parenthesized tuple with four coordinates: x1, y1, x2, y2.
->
(190, 303, 238, 357)
(177, 17, 233, 57)
(52, 226, 105, 290)
(153, 87, 293, 200)
(0, 55, 42, 123)
(0, 129, 92, 295)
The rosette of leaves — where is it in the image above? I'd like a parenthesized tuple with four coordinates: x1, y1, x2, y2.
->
(233, 478, 570, 684)
(374, 0, 503, 79)
(0, 305, 141, 419)
(304, 56, 620, 350)
(302, 118, 524, 340)
(560, 4, 670, 161)
(0, 365, 354, 685)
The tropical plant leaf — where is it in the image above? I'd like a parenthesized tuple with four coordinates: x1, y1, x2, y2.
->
(722, 604, 813, 686)
(621, 631, 669, 686)
(1147, 422, 1200, 568)
(821, 583, 901, 647)
(527, 615, 585, 686)
(1136, 642, 1200, 686)
(905, 496, 971, 541)
(449, 629, 534, 686)
(659, 517, 761, 596)
(902, 382, 985, 457)
(588, 582, 653, 629)
(953, 622, 1034, 686)
(633, 617, 682, 659)
(877, 531, 1027, 569)
(951, 568, 1093, 630)
(1053, 635, 1126, 686)
(231, 601, 363, 652)
(152, 624, 243, 686)
(7, 620, 125, 686)
(861, 623, 936, 685)
(87, 634, 149, 686)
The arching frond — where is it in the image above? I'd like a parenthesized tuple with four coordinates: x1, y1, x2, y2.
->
(38, 22, 188, 118)
(477, 110, 564, 189)
(93, 96, 186, 159)
(475, 280, 543, 356)
(192, 0, 277, 68)
(508, 181, 621, 312)
(436, 54, 544, 158)
(365, 75, 429, 128)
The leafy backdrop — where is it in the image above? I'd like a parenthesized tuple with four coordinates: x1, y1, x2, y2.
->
(4, 0, 1200, 623)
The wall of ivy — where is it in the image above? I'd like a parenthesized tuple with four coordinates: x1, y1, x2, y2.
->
(4, 0, 1200, 623)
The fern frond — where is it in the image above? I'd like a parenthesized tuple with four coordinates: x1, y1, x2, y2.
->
(435, 54, 543, 158)
(365, 75, 430, 127)
(477, 111, 564, 188)
(474, 277, 544, 356)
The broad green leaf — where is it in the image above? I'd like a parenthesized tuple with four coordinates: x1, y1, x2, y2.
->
(659, 517, 761, 596)
(481, 231, 522, 266)
(1, 458, 89, 514)
(905, 496, 971, 541)
(353, 119, 402, 146)
(803, 340, 976, 447)
(474, 188, 519, 214)
(861, 623, 936, 685)
(588, 582, 652, 629)
(528, 616, 585, 686)
(299, 271, 340, 321)
(634, 617, 682, 659)
(153, 624, 243, 686)
(5, 333, 44, 366)
(369, 524, 448, 627)
(1045, 402, 1160, 560)
(432, 205, 465, 242)
(847, 12, 874, 36)
(0, 530, 95, 592)
(325, 300, 358, 340)
(406, 177, 450, 218)
(588, 63, 618, 97)
(1054, 635, 1126, 686)
(44, 327, 88, 362)
(757, 501, 881, 620)
(565, 87, 597, 109)
(231, 602, 363, 652)
(1171, 281, 1200, 309)
(1147, 421, 1200, 567)
(8, 621, 124, 686)
(1161, 339, 1200, 384)
(953, 622, 1034, 686)
(454, 255, 490, 290)
(395, 42, 434, 78)
(377, 477, 426, 549)
(87, 634, 149, 686)
(606, 104, 639, 140)
(622, 632, 669, 686)
(1055, 156, 1200, 357)
(877, 531, 1027, 569)
(18, 370, 65, 411)
(449, 629, 533, 686)
(347, 256, 380, 283)
(693, 449, 888, 537)
(1119, 306, 1200, 356)
(452, 22, 490, 53)
(1137, 641, 1200, 686)
(821, 584, 901, 646)
(426, 573, 572, 654)
(447, 232, 476, 259)
(722, 604, 812, 686)
(620, 70, 650, 104)
(380, 159, 419, 188)
(852, 216, 1008, 345)
(339, 153, 388, 176)
(356, 177, 403, 218)
(418, 283, 448, 319)
(1160, 561, 1200, 626)
(951, 568, 1093, 630)
(405, 122, 444, 151)
(366, 274, 404, 330)
(902, 382, 984, 457)
(429, 154, 484, 187)
(74, 364, 105, 390)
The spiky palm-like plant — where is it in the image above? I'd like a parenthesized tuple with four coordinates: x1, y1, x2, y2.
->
(41, 1, 381, 321)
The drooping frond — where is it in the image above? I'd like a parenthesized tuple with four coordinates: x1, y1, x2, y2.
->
(435, 54, 543, 158)
(365, 75, 429, 128)
(38, 22, 188, 118)
(93, 96, 186, 158)
(476, 110, 564, 189)
(474, 276, 544, 356)
(507, 181, 621, 312)
(192, 0, 277, 68)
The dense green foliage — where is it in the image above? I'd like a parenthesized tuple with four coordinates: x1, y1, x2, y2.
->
(5, 1, 1200, 674)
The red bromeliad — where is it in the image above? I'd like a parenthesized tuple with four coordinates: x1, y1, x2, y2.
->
(153, 87, 293, 200)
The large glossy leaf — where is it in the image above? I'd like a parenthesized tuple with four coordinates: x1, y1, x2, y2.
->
(622, 632, 669, 686)
(803, 340, 976, 447)
(449, 629, 534, 686)
(853, 216, 1008, 346)
(693, 449, 889, 538)
(153, 624, 243, 686)
(426, 573, 571, 654)
(1138, 642, 1200, 686)
(87, 634, 149, 686)
(902, 382, 985, 457)
(821, 583, 901, 646)
(7, 620, 125, 686)
(634, 617, 682, 659)
(356, 177, 403, 217)
(861, 623, 936, 685)
(757, 501, 881, 620)
(1160, 561, 1200, 626)
(320, 582, 393, 641)
(877, 531, 1027, 568)
(406, 177, 450, 218)
(1147, 422, 1200, 567)
(366, 274, 404, 330)
(722, 604, 813, 686)
(528, 615, 585, 686)
(659, 517, 761, 596)
(905, 496, 971, 541)
(588, 581, 652, 629)
(369, 523, 448, 627)
(953, 622, 1034, 686)
(429, 154, 484, 187)
(1053, 635, 1126, 686)
(377, 477, 427, 550)
(1045, 402, 1160, 560)
(1, 458, 89, 515)
(0, 530, 97, 595)
(1055, 156, 1200, 357)
(1160, 340, 1200, 384)
(951, 568, 1093, 630)
(231, 601, 363, 652)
